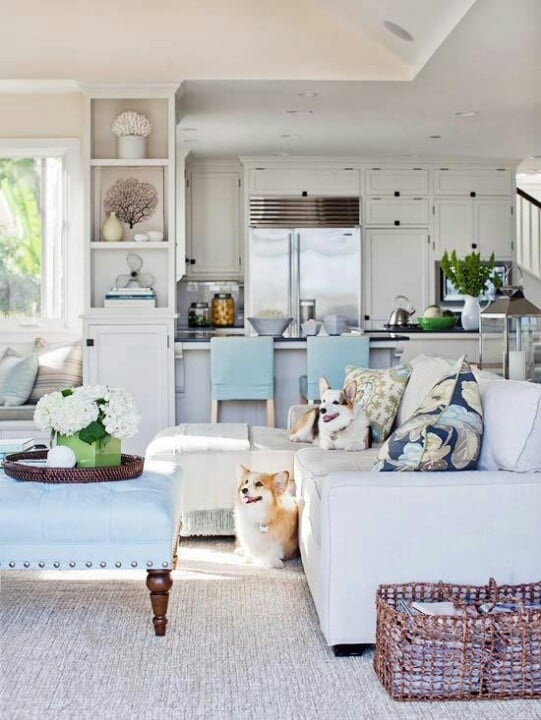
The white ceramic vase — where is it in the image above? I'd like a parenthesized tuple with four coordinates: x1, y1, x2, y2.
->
(461, 294, 481, 331)
(102, 211, 123, 242)
(117, 135, 146, 159)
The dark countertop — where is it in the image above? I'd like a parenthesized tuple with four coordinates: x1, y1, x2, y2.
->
(369, 326, 478, 335)
(175, 331, 409, 343)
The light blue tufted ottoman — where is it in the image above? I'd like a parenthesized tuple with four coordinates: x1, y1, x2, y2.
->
(0, 460, 182, 636)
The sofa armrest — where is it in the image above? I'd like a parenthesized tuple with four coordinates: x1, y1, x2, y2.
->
(287, 404, 310, 430)
(311, 469, 541, 645)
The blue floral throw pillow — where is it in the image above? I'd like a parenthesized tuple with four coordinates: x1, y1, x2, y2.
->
(374, 359, 483, 472)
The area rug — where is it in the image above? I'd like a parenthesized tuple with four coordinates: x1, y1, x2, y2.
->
(1, 539, 539, 720)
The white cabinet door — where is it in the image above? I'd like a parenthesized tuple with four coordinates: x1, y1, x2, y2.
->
(187, 171, 241, 278)
(434, 198, 514, 259)
(363, 229, 430, 329)
(432, 169, 513, 197)
(364, 168, 429, 197)
(85, 323, 173, 454)
(248, 167, 359, 196)
(434, 199, 473, 256)
(364, 198, 429, 226)
(474, 198, 514, 259)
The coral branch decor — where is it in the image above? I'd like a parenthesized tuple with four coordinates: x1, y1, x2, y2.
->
(103, 178, 158, 229)
(112, 111, 152, 138)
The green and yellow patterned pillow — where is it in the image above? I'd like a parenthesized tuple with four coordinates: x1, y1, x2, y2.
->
(374, 358, 483, 472)
(344, 363, 412, 442)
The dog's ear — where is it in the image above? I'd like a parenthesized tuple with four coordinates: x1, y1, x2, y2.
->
(272, 470, 290, 494)
(319, 376, 330, 397)
(236, 464, 249, 483)
(343, 379, 357, 406)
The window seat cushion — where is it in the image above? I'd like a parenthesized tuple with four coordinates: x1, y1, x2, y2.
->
(0, 404, 36, 422)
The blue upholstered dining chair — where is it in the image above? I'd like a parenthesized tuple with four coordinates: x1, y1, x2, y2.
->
(305, 335, 370, 402)
(210, 337, 275, 426)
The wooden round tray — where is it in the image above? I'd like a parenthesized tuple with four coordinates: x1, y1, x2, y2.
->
(3, 450, 144, 483)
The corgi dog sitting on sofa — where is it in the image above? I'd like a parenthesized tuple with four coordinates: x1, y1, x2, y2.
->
(234, 464, 298, 569)
(289, 377, 371, 451)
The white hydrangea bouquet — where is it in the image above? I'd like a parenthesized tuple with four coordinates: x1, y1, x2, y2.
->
(112, 111, 152, 138)
(34, 386, 139, 467)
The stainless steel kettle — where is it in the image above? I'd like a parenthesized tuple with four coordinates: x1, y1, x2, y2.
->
(387, 295, 416, 326)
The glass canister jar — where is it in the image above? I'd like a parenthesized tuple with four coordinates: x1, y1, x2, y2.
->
(188, 301, 210, 327)
(211, 293, 235, 327)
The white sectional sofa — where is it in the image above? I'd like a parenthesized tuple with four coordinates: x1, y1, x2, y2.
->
(148, 356, 541, 654)
(295, 362, 541, 653)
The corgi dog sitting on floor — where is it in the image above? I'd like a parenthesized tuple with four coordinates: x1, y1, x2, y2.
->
(234, 464, 298, 569)
(289, 377, 371, 451)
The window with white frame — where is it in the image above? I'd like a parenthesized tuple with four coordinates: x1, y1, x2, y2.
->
(0, 139, 80, 328)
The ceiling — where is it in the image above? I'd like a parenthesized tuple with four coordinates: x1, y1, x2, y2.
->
(0, 1, 475, 83)
(176, 0, 540, 164)
(1, 0, 539, 166)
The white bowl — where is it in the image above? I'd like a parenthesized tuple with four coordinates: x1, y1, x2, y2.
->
(301, 320, 321, 336)
(248, 317, 292, 336)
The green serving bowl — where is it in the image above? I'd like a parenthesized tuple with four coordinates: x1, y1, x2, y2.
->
(418, 315, 457, 331)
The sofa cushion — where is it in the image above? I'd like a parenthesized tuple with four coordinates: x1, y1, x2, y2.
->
(0, 349, 39, 407)
(478, 379, 541, 472)
(344, 363, 411, 442)
(375, 359, 483, 472)
(0, 404, 37, 421)
(395, 354, 452, 427)
(295, 446, 380, 494)
(28, 340, 83, 403)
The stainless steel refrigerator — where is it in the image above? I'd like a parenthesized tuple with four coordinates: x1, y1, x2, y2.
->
(247, 196, 361, 337)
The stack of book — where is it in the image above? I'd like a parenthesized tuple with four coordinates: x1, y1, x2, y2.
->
(104, 287, 157, 308)
(0, 437, 35, 461)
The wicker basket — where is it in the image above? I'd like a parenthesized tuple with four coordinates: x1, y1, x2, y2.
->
(374, 579, 541, 701)
(3, 450, 144, 483)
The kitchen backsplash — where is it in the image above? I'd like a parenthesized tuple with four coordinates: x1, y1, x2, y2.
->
(177, 279, 244, 327)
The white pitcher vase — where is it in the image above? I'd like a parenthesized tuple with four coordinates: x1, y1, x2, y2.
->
(461, 294, 481, 331)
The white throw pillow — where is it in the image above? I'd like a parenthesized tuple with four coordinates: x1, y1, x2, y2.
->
(0, 349, 39, 406)
(478, 379, 541, 473)
(395, 354, 453, 427)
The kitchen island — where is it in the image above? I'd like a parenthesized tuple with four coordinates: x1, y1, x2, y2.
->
(174, 332, 405, 427)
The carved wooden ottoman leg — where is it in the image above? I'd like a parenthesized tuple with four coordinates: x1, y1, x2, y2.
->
(146, 569, 173, 636)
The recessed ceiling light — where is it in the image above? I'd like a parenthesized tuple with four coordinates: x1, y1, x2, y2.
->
(529, 155, 541, 159)
(298, 91, 318, 98)
(455, 111, 477, 117)
(280, 133, 300, 139)
(383, 20, 415, 42)
(429, 135, 442, 139)
(286, 109, 313, 115)
(183, 138, 200, 143)
(181, 127, 198, 132)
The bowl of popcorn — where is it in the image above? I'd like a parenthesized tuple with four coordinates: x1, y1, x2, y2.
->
(248, 310, 292, 337)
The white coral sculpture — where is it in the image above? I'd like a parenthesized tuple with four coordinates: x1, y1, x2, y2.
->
(112, 111, 152, 138)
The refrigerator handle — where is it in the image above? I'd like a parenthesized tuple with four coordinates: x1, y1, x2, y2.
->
(287, 232, 293, 322)
(295, 231, 301, 335)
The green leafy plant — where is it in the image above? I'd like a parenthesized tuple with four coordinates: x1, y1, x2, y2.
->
(440, 250, 502, 297)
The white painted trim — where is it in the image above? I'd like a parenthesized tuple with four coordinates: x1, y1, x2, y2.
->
(239, 156, 520, 170)
(0, 79, 80, 94)
(0, 138, 82, 337)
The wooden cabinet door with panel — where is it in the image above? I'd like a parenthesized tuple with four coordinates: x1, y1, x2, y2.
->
(84, 322, 173, 454)
(364, 168, 429, 197)
(187, 171, 241, 278)
(432, 169, 513, 197)
(433, 199, 473, 257)
(474, 198, 514, 259)
(248, 167, 359, 196)
(363, 229, 430, 329)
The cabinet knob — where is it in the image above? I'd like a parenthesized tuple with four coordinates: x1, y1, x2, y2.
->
(302, 190, 308, 197)
(394, 220, 401, 226)
(86, 339, 94, 347)
(471, 243, 478, 249)
(470, 191, 477, 197)
(394, 190, 400, 197)
(364, 314, 370, 321)
(190, 258, 196, 265)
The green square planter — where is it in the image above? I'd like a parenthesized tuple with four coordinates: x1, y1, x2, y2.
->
(57, 433, 121, 468)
